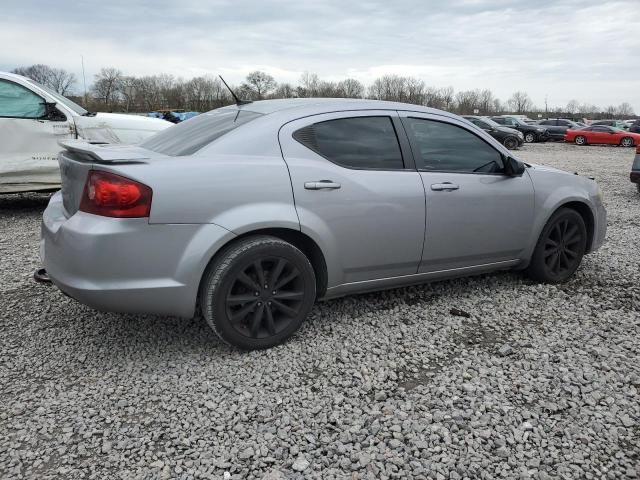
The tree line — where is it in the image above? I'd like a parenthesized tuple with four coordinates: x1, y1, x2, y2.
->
(10, 64, 636, 119)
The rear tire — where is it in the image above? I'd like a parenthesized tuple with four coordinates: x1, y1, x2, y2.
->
(503, 137, 518, 150)
(620, 137, 634, 147)
(526, 208, 587, 283)
(199, 236, 316, 350)
(575, 135, 587, 146)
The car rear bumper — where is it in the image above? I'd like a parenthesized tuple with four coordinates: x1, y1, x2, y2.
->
(631, 171, 640, 184)
(41, 192, 235, 318)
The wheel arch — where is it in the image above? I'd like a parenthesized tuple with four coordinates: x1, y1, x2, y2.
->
(197, 227, 329, 304)
(552, 201, 596, 252)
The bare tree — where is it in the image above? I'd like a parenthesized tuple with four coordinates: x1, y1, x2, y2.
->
(405, 77, 425, 105)
(272, 83, 296, 99)
(617, 102, 635, 117)
(507, 91, 533, 113)
(118, 76, 137, 112)
(455, 89, 481, 114)
(297, 72, 321, 97)
(92, 68, 123, 109)
(335, 78, 364, 98)
(12, 64, 76, 95)
(242, 71, 276, 99)
(566, 99, 579, 115)
(478, 89, 495, 114)
(440, 86, 455, 111)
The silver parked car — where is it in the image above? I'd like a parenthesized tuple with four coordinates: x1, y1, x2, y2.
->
(41, 99, 607, 349)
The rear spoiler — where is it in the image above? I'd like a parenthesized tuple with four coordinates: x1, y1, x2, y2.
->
(58, 140, 150, 164)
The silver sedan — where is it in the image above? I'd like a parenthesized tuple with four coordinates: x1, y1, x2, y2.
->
(41, 99, 607, 349)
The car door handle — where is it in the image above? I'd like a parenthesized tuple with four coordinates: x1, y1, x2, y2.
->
(304, 180, 342, 190)
(431, 182, 459, 191)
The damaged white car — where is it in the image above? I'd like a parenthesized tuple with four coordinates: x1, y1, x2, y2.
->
(0, 72, 171, 193)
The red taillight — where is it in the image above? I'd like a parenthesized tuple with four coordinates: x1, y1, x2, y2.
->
(79, 170, 152, 218)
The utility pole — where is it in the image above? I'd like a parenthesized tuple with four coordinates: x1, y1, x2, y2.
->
(545, 95, 548, 119)
(81, 55, 87, 107)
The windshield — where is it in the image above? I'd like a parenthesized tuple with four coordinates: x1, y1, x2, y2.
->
(141, 108, 263, 156)
(481, 118, 501, 128)
(26, 79, 88, 115)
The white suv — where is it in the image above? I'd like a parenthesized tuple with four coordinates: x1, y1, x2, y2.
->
(0, 72, 171, 194)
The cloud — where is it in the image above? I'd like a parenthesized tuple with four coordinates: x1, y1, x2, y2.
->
(1, 0, 638, 110)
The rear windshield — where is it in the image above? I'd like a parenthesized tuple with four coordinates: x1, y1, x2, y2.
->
(141, 108, 263, 156)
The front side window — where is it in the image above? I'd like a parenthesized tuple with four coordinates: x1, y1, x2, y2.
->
(293, 116, 404, 169)
(0, 80, 45, 118)
(405, 118, 504, 174)
(142, 108, 263, 156)
(492, 117, 506, 125)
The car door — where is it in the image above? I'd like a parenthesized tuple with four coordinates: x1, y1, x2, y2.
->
(590, 125, 611, 144)
(399, 112, 535, 273)
(0, 79, 73, 193)
(279, 111, 426, 286)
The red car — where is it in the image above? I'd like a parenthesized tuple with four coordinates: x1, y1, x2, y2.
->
(565, 125, 640, 147)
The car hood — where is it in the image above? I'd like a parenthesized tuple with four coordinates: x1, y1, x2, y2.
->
(524, 162, 573, 176)
(74, 113, 171, 144)
(497, 126, 521, 135)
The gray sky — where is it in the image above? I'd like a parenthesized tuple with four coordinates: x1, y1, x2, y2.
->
(2, 0, 638, 111)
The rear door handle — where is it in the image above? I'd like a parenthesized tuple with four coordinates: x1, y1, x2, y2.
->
(431, 182, 459, 191)
(304, 180, 341, 190)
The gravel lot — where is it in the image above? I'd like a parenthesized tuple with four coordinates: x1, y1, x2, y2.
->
(1, 143, 639, 480)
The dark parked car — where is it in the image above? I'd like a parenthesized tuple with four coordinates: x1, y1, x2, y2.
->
(463, 115, 524, 149)
(629, 120, 640, 134)
(592, 119, 628, 130)
(632, 145, 640, 194)
(537, 118, 583, 141)
(490, 116, 550, 143)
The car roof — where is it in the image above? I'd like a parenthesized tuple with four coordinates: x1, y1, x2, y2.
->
(222, 98, 460, 121)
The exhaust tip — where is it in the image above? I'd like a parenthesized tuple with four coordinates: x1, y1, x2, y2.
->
(34, 268, 51, 284)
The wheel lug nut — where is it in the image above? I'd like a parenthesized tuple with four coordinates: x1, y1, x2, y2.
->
(255, 292, 259, 296)
(268, 301, 272, 306)
(272, 290, 276, 295)
(264, 284, 268, 289)
(257, 302, 262, 306)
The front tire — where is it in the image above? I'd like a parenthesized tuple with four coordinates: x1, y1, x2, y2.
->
(620, 137, 634, 147)
(199, 236, 316, 350)
(503, 137, 518, 150)
(526, 208, 587, 283)
(524, 132, 535, 143)
(574, 135, 587, 146)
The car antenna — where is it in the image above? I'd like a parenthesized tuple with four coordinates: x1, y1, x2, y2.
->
(219, 75, 252, 106)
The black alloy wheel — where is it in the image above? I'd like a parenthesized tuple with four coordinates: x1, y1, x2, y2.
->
(200, 236, 316, 350)
(527, 208, 587, 283)
(225, 256, 305, 339)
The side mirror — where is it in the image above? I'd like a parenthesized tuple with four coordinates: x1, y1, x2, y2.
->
(505, 156, 525, 177)
(43, 102, 66, 121)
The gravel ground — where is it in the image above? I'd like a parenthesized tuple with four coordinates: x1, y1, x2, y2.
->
(1, 143, 639, 480)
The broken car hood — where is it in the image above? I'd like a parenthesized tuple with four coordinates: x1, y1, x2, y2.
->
(74, 113, 171, 144)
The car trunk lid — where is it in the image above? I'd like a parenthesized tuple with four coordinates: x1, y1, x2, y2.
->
(58, 140, 151, 217)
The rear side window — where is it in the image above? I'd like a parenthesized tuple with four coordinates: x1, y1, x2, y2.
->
(0, 80, 45, 118)
(405, 118, 504, 174)
(293, 116, 404, 169)
(142, 109, 263, 156)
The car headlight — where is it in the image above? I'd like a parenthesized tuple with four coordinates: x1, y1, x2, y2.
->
(536, 128, 544, 132)
(517, 132, 524, 138)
